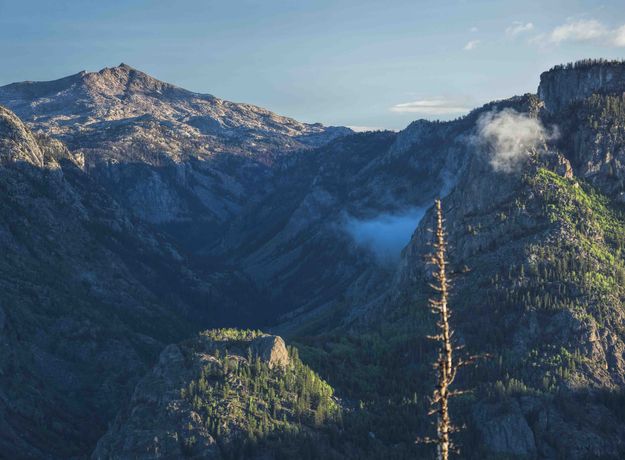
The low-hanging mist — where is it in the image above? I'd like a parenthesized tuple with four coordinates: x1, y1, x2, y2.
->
(343, 208, 426, 265)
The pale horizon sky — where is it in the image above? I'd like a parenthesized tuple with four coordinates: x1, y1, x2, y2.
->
(1, 0, 624, 131)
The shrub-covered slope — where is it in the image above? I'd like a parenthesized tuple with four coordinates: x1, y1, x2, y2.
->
(93, 329, 342, 460)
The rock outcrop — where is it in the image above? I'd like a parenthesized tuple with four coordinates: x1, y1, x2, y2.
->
(250, 335, 290, 368)
(0, 106, 44, 166)
(473, 400, 536, 457)
(538, 60, 625, 113)
(93, 329, 339, 460)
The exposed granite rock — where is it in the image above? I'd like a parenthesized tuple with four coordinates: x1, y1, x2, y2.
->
(250, 335, 290, 369)
(539, 60, 625, 113)
(552, 88, 625, 198)
(0, 105, 44, 166)
(473, 400, 536, 457)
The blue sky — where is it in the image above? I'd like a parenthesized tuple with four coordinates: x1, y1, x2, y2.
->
(1, 0, 624, 130)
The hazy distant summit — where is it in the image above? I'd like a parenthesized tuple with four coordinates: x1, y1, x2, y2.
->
(0, 63, 350, 147)
(0, 64, 350, 226)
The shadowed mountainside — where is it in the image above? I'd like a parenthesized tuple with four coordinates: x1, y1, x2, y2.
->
(0, 63, 350, 241)
(3, 60, 625, 459)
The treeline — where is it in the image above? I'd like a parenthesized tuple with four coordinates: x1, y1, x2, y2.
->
(549, 58, 625, 72)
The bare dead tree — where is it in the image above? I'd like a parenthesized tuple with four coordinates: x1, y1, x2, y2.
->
(418, 199, 477, 460)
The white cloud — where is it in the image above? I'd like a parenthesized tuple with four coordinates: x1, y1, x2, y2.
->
(506, 21, 534, 37)
(475, 109, 558, 173)
(347, 125, 395, 133)
(542, 19, 625, 47)
(614, 25, 625, 47)
(470, 26, 479, 33)
(464, 39, 480, 50)
(550, 19, 607, 43)
(389, 99, 470, 115)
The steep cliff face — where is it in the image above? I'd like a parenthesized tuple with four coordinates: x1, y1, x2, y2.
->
(0, 64, 349, 235)
(536, 61, 625, 202)
(538, 60, 625, 113)
(0, 106, 46, 166)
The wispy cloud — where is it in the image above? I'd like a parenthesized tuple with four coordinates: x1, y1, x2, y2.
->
(464, 39, 480, 50)
(615, 25, 625, 46)
(505, 21, 534, 37)
(475, 109, 559, 173)
(535, 19, 625, 47)
(550, 19, 608, 43)
(347, 125, 395, 133)
(342, 208, 426, 265)
(470, 26, 479, 33)
(389, 99, 470, 115)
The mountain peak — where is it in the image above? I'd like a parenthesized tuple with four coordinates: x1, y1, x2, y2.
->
(0, 65, 349, 174)
(97, 62, 150, 79)
(83, 63, 178, 95)
(0, 64, 176, 106)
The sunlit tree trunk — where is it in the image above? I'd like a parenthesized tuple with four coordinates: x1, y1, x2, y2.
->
(419, 199, 479, 460)
(430, 199, 452, 460)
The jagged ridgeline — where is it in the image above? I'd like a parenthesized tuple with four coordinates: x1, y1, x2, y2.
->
(93, 329, 343, 459)
(3, 58, 625, 460)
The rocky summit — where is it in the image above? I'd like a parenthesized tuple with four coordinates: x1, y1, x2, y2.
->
(0, 64, 349, 231)
(2, 59, 625, 459)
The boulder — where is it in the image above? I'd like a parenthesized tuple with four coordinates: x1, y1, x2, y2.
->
(473, 400, 536, 458)
(250, 335, 290, 369)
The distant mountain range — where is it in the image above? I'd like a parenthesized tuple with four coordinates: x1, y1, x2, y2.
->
(2, 59, 625, 459)
(0, 63, 349, 230)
